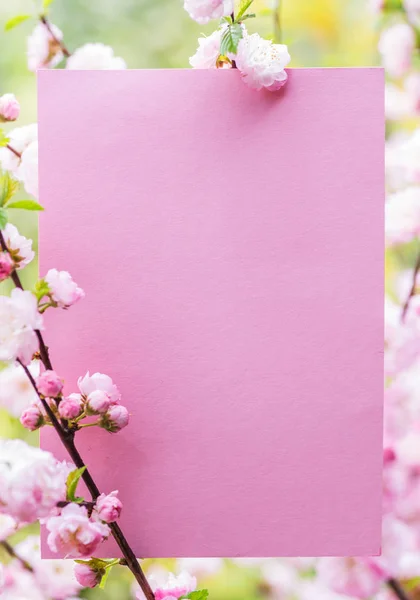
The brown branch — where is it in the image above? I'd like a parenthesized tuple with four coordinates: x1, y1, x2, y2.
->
(40, 15, 71, 58)
(6, 144, 21, 159)
(387, 578, 412, 600)
(1, 540, 34, 572)
(401, 251, 420, 322)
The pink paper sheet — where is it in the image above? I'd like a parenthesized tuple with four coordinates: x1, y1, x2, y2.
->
(38, 68, 384, 558)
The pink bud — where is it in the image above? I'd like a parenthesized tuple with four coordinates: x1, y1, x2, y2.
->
(20, 403, 44, 431)
(86, 390, 113, 415)
(36, 370, 63, 398)
(95, 490, 122, 523)
(100, 404, 129, 433)
(58, 393, 84, 420)
(74, 563, 104, 588)
(0, 252, 14, 281)
(0, 94, 20, 122)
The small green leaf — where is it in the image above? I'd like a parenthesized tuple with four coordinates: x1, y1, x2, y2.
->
(220, 23, 243, 56)
(5, 14, 31, 31)
(43, 0, 55, 9)
(66, 467, 86, 502)
(34, 278, 50, 301)
(239, 13, 255, 21)
(0, 208, 7, 229)
(180, 591, 209, 600)
(0, 130, 10, 147)
(220, 15, 232, 24)
(99, 567, 111, 589)
(236, 0, 254, 21)
(6, 199, 44, 211)
(0, 172, 19, 207)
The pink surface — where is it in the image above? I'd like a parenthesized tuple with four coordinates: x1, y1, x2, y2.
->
(38, 68, 384, 558)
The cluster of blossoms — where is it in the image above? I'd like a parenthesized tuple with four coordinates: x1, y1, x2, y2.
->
(186, 0, 291, 91)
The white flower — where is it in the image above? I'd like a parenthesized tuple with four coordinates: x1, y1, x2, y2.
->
(0, 439, 72, 523)
(385, 187, 420, 246)
(184, 0, 234, 24)
(0, 360, 40, 417)
(16, 140, 38, 198)
(190, 28, 232, 69)
(0, 123, 37, 175)
(0, 289, 43, 365)
(236, 32, 290, 91)
(78, 371, 121, 403)
(27, 22, 64, 72)
(0, 514, 17, 541)
(378, 23, 415, 78)
(396, 128, 420, 184)
(45, 269, 85, 308)
(66, 43, 126, 70)
(385, 83, 412, 121)
(2, 223, 35, 269)
(404, 0, 420, 18)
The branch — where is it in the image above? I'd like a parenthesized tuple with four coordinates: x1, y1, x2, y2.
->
(387, 578, 412, 600)
(401, 250, 420, 322)
(273, 0, 282, 43)
(6, 144, 21, 159)
(1, 540, 34, 572)
(40, 15, 71, 58)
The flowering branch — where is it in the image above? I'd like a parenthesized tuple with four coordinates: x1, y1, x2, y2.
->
(401, 250, 420, 322)
(39, 14, 71, 57)
(388, 578, 412, 600)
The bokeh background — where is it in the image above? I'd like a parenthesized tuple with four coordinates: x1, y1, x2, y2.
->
(0, 1, 381, 599)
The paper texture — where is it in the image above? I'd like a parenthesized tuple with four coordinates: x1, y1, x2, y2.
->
(38, 68, 384, 557)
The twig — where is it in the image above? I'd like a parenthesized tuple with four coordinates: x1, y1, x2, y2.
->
(1, 540, 34, 572)
(388, 578, 411, 600)
(6, 144, 21, 159)
(273, 0, 282, 43)
(401, 251, 420, 322)
(40, 15, 71, 58)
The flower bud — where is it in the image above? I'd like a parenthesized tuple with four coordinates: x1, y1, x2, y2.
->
(100, 405, 129, 433)
(20, 403, 44, 431)
(86, 390, 113, 415)
(95, 491, 122, 523)
(58, 393, 84, 420)
(36, 370, 63, 398)
(0, 93, 20, 122)
(0, 252, 14, 281)
(74, 562, 105, 588)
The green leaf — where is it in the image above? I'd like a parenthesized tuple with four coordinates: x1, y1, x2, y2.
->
(220, 15, 232, 24)
(180, 591, 209, 600)
(34, 278, 50, 301)
(43, 0, 55, 9)
(6, 199, 44, 211)
(0, 130, 10, 147)
(5, 14, 31, 31)
(236, 0, 254, 21)
(239, 13, 255, 21)
(0, 172, 19, 207)
(0, 208, 7, 229)
(220, 23, 243, 56)
(66, 467, 86, 502)
(99, 567, 111, 589)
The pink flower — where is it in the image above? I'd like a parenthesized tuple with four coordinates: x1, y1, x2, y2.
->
(378, 23, 415, 78)
(100, 404, 129, 433)
(190, 28, 232, 69)
(0, 288, 43, 365)
(404, 0, 420, 18)
(0, 439, 71, 523)
(155, 572, 197, 600)
(2, 223, 35, 270)
(20, 403, 44, 431)
(66, 43, 126, 70)
(74, 563, 104, 588)
(45, 269, 85, 308)
(0, 123, 37, 175)
(0, 94, 20, 122)
(95, 490, 122, 523)
(0, 252, 14, 281)
(385, 187, 420, 246)
(16, 140, 38, 198)
(236, 32, 291, 91)
(184, 0, 234, 24)
(46, 503, 110, 558)
(27, 22, 64, 71)
(58, 393, 84, 419)
(78, 371, 121, 403)
(36, 370, 63, 398)
(316, 557, 385, 599)
(0, 515, 17, 541)
(86, 389, 114, 414)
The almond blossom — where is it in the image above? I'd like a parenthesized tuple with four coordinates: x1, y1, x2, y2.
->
(2, 223, 35, 269)
(45, 268, 85, 308)
(0, 93, 20, 122)
(27, 21, 64, 71)
(183, 0, 234, 24)
(189, 28, 231, 69)
(0, 123, 37, 175)
(77, 371, 121, 403)
(66, 43, 126, 70)
(0, 288, 43, 365)
(385, 187, 420, 246)
(235, 32, 291, 91)
(378, 23, 415, 78)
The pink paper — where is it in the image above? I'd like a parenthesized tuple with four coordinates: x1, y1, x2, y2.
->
(38, 68, 384, 558)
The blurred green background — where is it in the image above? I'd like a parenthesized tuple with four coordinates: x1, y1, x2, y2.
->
(0, 1, 379, 598)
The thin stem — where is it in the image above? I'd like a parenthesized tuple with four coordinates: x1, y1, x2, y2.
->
(6, 144, 21, 159)
(40, 15, 71, 58)
(1, 540, 34, 572)
(401, 250, 420, 322)
(387, 578, 411, 600)
(273, 0, 282, 43)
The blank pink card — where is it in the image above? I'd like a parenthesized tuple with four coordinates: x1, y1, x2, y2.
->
(38, 68, 384, 558)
